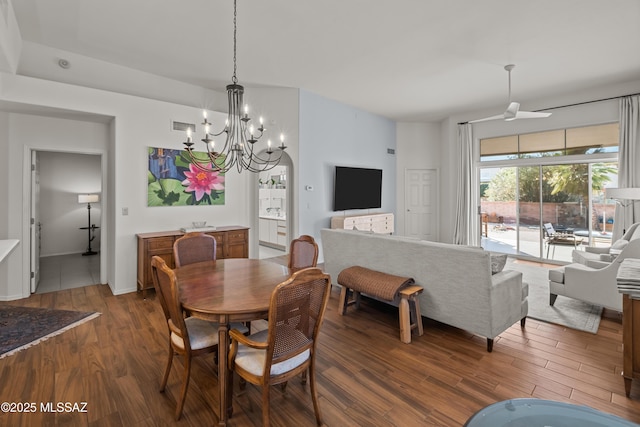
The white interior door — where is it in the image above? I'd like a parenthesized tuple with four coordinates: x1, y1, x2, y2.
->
(405, 169, 438, 241)
(30, 150, 41, 292)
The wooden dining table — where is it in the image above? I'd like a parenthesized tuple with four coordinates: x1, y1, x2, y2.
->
(176, 258, 292, 427)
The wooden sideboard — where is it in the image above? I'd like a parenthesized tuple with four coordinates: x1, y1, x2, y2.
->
(331, 213, 394, 234)
(136, 226, 249, 295)
(623, 294, 640, 396)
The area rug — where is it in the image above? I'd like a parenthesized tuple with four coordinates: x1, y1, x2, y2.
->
(506, 260, 603, 333)
(0, 306, 100, 359)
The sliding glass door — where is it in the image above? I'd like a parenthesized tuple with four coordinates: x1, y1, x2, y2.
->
(481, 162, 617, 262)
(479, 123, 619, 262)
(517, 166, 541, 258)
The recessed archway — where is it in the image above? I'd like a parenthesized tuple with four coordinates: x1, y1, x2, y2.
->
(255, 151, 293, 259)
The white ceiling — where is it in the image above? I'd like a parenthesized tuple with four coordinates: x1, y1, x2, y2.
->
(10, 0, 640, 122)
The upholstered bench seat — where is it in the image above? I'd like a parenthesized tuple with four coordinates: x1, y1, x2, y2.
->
(337, 265, 424, 344)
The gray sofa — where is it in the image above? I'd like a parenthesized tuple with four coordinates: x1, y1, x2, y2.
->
(321, 229, 528, 351)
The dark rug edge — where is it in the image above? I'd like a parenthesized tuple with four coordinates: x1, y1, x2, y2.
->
(0, 309, 101, 359)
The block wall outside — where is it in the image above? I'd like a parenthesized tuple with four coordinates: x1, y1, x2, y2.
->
(480, 201, 615, 231)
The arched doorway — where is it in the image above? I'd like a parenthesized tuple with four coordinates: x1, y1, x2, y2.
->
(256, 151, 293, 259)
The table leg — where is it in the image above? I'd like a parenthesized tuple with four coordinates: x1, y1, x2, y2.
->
(624, 376, 632, 397)
(218, 321, 230, 427)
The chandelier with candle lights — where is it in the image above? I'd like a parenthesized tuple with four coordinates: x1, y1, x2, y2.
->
(183, 0, 286, 173)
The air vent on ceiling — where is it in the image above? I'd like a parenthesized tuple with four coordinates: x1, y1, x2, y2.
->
(172, 120, 195, 132)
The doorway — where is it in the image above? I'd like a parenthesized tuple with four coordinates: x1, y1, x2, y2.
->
(31, 150, 103, 293)
(257, 152, 293, 260)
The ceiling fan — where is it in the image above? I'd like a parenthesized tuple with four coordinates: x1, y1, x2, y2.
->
(470, 64, 551, 123)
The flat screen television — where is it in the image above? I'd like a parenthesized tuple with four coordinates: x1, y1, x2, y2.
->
(333, 166, 383, 211)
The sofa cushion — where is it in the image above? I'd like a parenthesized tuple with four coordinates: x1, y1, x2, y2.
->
(490, 254, 508, 274)
(549, 267, 565, 283)
(572, 250, 600, 265)
(600, 253, 616, 262)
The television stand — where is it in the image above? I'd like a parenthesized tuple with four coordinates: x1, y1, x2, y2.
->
(330, 213, 394, 234)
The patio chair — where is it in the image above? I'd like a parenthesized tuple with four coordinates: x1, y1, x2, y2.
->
(543, 223, 584, 259)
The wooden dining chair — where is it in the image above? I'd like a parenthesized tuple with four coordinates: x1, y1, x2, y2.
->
(228, 267, 331, 427)
(174, 233, 251, 335)
(173, 232, 217, 267)
(288, 235, 319, 272)
(150, 255, 219, 420)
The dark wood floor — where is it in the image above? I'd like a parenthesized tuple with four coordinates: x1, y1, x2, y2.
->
(2, 276, 640, 426)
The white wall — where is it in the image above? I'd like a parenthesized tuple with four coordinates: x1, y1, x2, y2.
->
(0, 72, 273, 299)
(395, 122, 441, 237)
(0, 111, 8, 235)
(298, 90, 396, 260)
(0, 0, 21, 74)
(0, 111, 13, 297)
(38, 151, 103, 256)
(240, 87, 300, 257)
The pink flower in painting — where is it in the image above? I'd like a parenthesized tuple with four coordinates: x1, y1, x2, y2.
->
(182, 164, 225, 201)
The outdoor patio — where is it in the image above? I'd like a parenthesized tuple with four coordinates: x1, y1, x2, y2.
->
(481, 223, 613, 264)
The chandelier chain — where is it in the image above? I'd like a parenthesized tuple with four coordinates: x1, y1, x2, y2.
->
(181, 0, 286, 174)
(232, 0, 238, 84)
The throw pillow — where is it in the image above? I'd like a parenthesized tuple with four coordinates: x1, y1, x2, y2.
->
(611, 239, 629, 251)
(490, 254, 508, 274)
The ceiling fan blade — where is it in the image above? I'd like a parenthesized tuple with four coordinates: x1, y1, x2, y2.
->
(470, 101, 520, 123)
(503, 102, 520, 121)
(468, 113, 506, 124)
(514, 111, 552, 119)
(470, 65, 553, 124)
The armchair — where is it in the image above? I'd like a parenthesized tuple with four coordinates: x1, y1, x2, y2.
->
(572, 223, 640, 269)
(548, 224, 640, 311)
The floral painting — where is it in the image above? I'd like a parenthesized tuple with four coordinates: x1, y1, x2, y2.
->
(147, 147, 225, 206)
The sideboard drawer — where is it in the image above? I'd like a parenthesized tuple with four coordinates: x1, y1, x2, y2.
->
(227, 230, 248, 242)
(207, 232, 225, 247)
(148, 237, 174, 251)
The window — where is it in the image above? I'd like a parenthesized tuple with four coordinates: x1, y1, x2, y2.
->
(479, 123, 619, 262)
(480, 123, 619, 162)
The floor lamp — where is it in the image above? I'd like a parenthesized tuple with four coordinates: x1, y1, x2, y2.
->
(78, 194, 99, 256)
(605, 187, 640, 235)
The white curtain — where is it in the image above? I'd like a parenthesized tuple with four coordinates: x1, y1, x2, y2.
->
(453, 123, 479, 245)
(613, 95, 640, 241)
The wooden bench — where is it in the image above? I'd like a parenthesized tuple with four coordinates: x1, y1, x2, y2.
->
(337, 266, 424, 344)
